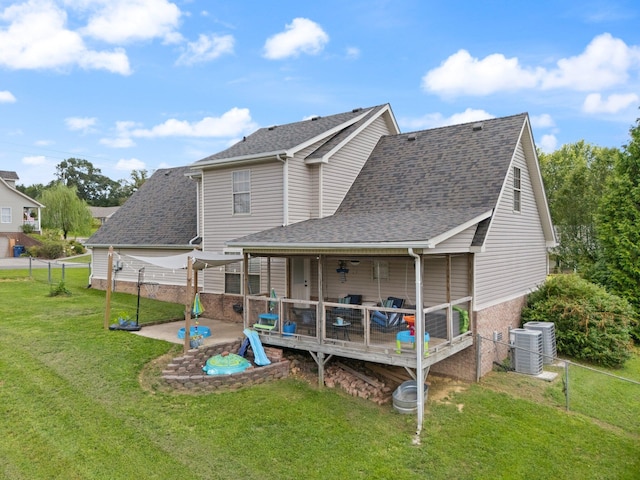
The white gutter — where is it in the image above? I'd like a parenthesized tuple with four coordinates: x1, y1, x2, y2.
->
(276, 154, 289, 226)
(408, 247, 424, 437)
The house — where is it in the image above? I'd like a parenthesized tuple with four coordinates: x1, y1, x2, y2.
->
(227, 113, 555, 388)
(0, 170, 44, 257)
(85, 106, 554, 399)
(89, 206, 120, 225)
(85, 166, 199, 303)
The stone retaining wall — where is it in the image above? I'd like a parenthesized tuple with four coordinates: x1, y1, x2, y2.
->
(162, 341, 290, 393)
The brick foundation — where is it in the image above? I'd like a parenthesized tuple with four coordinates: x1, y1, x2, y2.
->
(430, 295, 526, 382)
(161, 341, 289, 393)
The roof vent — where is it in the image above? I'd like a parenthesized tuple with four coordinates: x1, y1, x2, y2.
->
(407, 134, 417, 141)
(268, 125, 277, 131)
(311, 115, 321, 121)
(352, 108, 362, 113)
(472, 122, 484, 131)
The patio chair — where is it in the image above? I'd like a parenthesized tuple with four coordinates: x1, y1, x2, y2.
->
(370, 297, 406, 331)
(330, 294, 362, 324)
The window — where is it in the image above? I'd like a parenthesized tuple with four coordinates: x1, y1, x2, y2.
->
(232, 170, 251, 214)
(513, 166, 522, 212)
(1, 207, 11, 223)
(225, 257, 260, 294)
(372, 260, 389, 280)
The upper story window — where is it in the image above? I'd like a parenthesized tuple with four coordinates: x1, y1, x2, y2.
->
(232, 170, 251, 214)
(1, 207, 11, 223)
(513, 166, 522, 213)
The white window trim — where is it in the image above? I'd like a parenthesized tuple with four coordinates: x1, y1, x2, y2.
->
(232, 170, 251, 215)
(1, 207, 11, 223)
(513, 166, 522, 213)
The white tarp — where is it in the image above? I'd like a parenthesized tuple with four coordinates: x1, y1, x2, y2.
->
(129, 250, 244, 271)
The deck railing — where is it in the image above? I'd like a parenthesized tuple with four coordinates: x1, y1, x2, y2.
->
(246, 294, 473, 355)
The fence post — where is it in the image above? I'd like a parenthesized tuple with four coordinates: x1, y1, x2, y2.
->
(62, 263, 65, 281)
(48, 262, 52, 284)
(564, 360, 570, 411)
(29, 256, 32, 278)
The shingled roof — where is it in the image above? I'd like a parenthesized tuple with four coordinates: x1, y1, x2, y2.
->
(194, 105, 389, 165)
(0, 171, 19, 181)
(86, 167, 197, 247)
(229, 113, 529, 248)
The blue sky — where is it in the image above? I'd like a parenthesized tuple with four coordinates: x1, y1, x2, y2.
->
(1, 0, 639, 187)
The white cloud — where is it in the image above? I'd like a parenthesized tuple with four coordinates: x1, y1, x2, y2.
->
(539, 134, 558, 153)
(423, 33, 640, 97)
(0, 90, 16, 103)
(176, 33, 234, 66)
(22, 155, 46, 165)
(35, 139, 53, 146)
(115, 158, 145, 171)
(400, 108, 494, 130)
(263, 18, 329, 60)
(582, 92, 640, 113)
(542, 33, 640, 90)
(129, 108, 257, 138)
(0, 0, 131, 74)
(422, 50, 542, 96)
(80, 0, 182, 44)
(65, 116, 97, 132)
(530, 113, 555, 128)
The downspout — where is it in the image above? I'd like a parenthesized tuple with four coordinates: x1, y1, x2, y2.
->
(189, 176, 202, 245)
(408, 247, 424, 437)
(276, 154, 288, 226)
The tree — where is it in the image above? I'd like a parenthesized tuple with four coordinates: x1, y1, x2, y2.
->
(38, 182, 93, 239)
(55, 158, 121, 206)
(538, 141, 618, 272)
(596, 114, 640, 310)
(16, 183, 46, 200)
(116, 169, 149, 202)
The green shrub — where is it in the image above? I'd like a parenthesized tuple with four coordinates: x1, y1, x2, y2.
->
(21, 223, 35, 234)
(522, 274, 635, 368)
(48, 280, 71, 297)
(66, 240, 86, 255)
(39, 240, 65, 259)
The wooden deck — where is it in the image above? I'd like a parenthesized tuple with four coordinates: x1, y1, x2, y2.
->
(246, 296, 474, 370)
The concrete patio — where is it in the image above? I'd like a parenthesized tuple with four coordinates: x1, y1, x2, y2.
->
(131, 317, 244, 346)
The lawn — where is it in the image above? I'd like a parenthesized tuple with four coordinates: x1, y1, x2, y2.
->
(0, 268, 638, 479)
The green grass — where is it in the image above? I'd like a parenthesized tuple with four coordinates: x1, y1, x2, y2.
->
(0, 268, 638, 479)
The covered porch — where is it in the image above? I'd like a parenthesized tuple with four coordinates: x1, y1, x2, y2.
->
(241, 250, 475, 402)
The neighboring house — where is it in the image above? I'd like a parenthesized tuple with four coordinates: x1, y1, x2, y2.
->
(228, 113, 555, 384)
(89, 206, 120, 225)
(0, 171, 44, 257)
(85, 166, 199, 303)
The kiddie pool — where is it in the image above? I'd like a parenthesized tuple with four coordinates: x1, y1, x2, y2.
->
(202, 353, 251, 375)
(177, 325, 211, 339)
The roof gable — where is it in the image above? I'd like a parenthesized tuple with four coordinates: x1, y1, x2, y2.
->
(192, 105, 388, 166)
(86, 166, 197, 247)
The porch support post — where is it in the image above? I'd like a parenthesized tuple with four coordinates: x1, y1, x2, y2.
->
(184, 255, 194, 353)
(318, 255, 325, 343)
(408, 248, 424, 436)
(243, 252, 249, 330)
(446, 254, 452, 342)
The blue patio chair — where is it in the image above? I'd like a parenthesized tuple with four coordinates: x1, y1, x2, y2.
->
(370, 297, 406, 331)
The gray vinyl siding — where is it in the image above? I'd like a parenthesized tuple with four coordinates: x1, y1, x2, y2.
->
(200, 162, 284, 293)
(321, 255, 469, 306)
(90, 247, 195, 286)
(287, 141, 326, 223)
(0, 184, 39, 233)
(431, 225, 477, 253)
(475, 141, 548, 309)
(321, 116, 391, 217)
